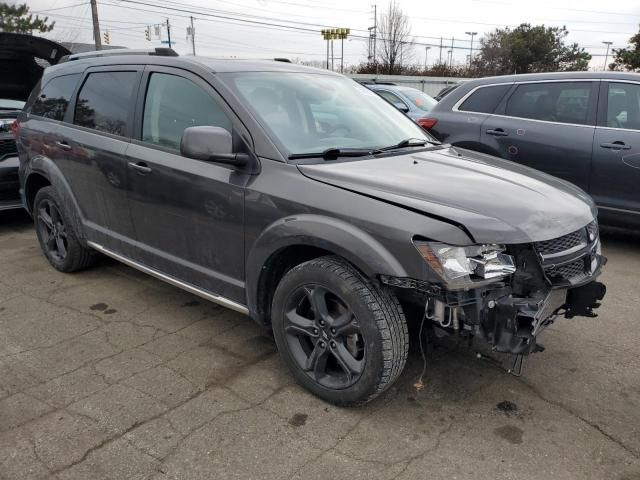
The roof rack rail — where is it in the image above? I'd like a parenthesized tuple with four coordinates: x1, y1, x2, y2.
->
(62, 47, 178, 62)
(273, 57, 291, 63)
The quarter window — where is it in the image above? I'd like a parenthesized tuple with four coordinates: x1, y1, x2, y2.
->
(606, 83, 640, 131)
(505, 82, 593, 125)
(74, 71, 138, 137)
(30, 74, 80, 121)
(142, 73, 231, 150)
(376, 90, 405, 107)
(458, 84, 511, 114)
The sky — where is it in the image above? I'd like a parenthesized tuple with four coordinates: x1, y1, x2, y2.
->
(27, 0, 640, 70)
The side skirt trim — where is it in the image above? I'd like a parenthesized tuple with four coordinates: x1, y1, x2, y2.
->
(87, 241, 250, 316)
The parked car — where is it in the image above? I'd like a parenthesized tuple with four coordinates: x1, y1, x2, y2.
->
(0, 33, 70, 211)
(17, 50, 606, 405)
(367, 84, 438, 128)
(434, 83, 461, 101)
(425, 72, 640, 226)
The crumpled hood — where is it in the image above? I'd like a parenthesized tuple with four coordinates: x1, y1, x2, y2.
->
(298, 146, 596, 244)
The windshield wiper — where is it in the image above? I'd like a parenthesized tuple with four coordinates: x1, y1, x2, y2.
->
(288, 147, 373, 160)
(375, 137, 441, 153)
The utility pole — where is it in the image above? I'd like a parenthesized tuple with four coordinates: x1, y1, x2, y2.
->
(188, 17, 196, 55)
(602, 41, 613, 71)
(166, 18, 172, 49)
(373, 4, 378, 75)
(439, 37, 443, 64)
(90, 0, 102, 50)
(450, 37, 454, 69)
(424, 46, 431, 70)
(465, 31, 477, 67)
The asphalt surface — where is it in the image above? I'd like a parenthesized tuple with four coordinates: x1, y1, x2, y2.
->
(1, 209, 639, 480)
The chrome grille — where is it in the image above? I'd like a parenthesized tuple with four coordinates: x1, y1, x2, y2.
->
(0, 139, 17, 160)
(533, 221, 598, 284)
(534, 229, 586, 256)
(546, 259, 588, 282)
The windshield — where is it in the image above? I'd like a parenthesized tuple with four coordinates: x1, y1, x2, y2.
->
(222, 72, 435, 156)
(398, 88, 437, 112)
(0, 99, 25, 110)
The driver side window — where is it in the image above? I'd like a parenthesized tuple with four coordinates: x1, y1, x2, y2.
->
(142, 73, 231, 151)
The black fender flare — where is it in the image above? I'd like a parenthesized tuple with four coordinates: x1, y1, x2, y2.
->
(25, 156, 88, 243)
(245, 214, 408, 319)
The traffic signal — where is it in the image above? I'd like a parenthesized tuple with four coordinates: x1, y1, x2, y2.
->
(145, 26, 151, 41)
(103, 30, 110, 45)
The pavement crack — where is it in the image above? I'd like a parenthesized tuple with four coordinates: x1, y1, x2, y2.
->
(518, 378, 640, 459)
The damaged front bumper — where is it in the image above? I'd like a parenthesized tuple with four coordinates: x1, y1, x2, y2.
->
(382, 220, 607, 367)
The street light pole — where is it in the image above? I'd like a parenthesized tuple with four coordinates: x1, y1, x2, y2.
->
(424, 46, 431, 70)
(465, 31, 477, 67)
(602, 41, 613, 71)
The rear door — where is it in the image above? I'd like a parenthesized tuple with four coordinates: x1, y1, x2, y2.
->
(431, 83, 512, 146)
(480, 80, 598, 191)
(591, 80, 640, 218)
(58, 66, 142, 253)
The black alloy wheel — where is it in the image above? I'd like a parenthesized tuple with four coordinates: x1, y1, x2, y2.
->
(33, 186, 95, 272)
(36, 198, 68, 262)
(272, 256, 409, 406)
(283, 284, 365, 389)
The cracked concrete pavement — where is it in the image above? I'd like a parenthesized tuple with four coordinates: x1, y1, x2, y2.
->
(1, 209, 639, 480)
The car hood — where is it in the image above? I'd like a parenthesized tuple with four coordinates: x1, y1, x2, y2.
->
(0, 33, 70, 101)
(298, 146, 595, 244)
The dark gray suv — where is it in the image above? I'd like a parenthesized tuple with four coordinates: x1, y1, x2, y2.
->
(425, 72, 640, 227)
(17, 50, 606, 405)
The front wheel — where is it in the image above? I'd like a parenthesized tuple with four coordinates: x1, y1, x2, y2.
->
(271, 256, 408, 406)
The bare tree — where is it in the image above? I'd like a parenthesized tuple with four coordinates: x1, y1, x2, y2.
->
(376, 2, 413, 74)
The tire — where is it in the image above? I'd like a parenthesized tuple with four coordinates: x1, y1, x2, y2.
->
(33, 186, 95, 273)
(271, 255, 408, 406)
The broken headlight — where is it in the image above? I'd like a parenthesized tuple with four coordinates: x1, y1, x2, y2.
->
(413, 241, 516, 287)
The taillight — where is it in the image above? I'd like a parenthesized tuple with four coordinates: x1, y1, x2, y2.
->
(10, 120, 19, 139)
(417, 117, 438, 130)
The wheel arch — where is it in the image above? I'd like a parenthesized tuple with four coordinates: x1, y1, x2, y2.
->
(24, 156, 87, 243)
(246, 214, 408, 326)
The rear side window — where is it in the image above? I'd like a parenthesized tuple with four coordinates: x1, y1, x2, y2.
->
(606, 82, 640, 130)
(505, 82, 594, 125)
(30, 74, 80, 121)
(74, 71, 138, 137)
(458, 84, 511, 114)
(376, 90, 405, 106)
(142, 73, 231, 150)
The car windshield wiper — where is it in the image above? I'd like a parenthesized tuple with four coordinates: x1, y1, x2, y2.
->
(288, 147, 374, 160)
(375, 137, 441, 152)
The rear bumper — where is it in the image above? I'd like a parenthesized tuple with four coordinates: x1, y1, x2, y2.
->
(0, 156, 22, 210)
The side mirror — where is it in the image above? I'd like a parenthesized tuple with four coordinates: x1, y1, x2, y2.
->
(394, 102, 410, 113)
(180, 126, 248, 167)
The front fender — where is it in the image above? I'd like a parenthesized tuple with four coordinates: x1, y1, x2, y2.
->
(245, 214, 408, 317)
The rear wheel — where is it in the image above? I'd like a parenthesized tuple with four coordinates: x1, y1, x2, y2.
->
(34, 186, 94, 272)
(271, 256, 408, 406)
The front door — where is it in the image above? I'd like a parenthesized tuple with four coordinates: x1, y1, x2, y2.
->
(125, 67, 248, 303)
(481, 80, 598, 192)
(591, 81, 640, 221)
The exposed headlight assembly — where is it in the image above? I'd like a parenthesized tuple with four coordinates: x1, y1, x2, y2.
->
(413, 241, 516, 287)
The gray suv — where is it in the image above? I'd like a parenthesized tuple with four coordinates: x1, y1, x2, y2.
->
(425, 72, 640, 227)
(17, 50, 606, 405)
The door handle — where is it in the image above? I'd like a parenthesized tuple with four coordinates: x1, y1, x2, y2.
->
(55, 141, 72, 151)
(486, 128, 508, 137)
(128, 161, 152, 174)
(600, 141, 631, 150)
